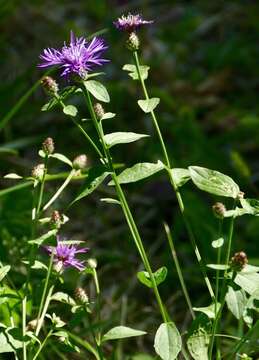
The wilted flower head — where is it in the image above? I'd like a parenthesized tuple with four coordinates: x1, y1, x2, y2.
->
(114, 13, 153, 32)
(38, 31, 108, 79)
(46, 237, 89, 272)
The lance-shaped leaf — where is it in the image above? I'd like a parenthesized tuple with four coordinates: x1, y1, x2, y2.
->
(71, 166, 110, 205)
(83, 80, 110, 103)
(28, 229, 57, 246)
(189, 166, 240, 198)
(4, 173, 23, 179)
(225, 287, 247, 320)
(171, 168, 191, 187)
(50, 153, 73, 167)
(206, 264, 229, 270)
(193, 302, 221, 319)
(137, 267, 167, 288)
(123, 64, 150, 80)
(108, 161, 164, 185)
(0, 266, 11, 282)
(63, 105, 78, 117)
(102, 326, 146, 342)
(104, 132, 149, 149)
(138, 98, 160, 113)
(51, 292, 76, 306)
(211, 237, 224, 248)
(154, 322, 182, 360)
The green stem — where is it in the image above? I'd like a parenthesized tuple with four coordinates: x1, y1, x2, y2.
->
(22, 297, 27, 360)
(209, 215, 235, 359)
(84, 306, 103, 360)
(83, 88, 168, 323)
(42, 169, 76, 211)
(133, 50, 214, 300)
(164, 223, 195, 320)
(68, 331, 100, 359)
(35, 251, 54, 336)
(32, 329, 53, 360)
(92, 268, 102, 344)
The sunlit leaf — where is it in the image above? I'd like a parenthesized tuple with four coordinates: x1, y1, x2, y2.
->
(154, 322, 182, 360)
(225, 287, 247, 320)
(104, 132, 149, 148)
(123, 64, 150, 81)
(137, 267, 168, 288)
(83, 80, 110, 103)
(102, 326, 146, 342)
(63, 105, 78, 117)
(138, 98, 160, 113)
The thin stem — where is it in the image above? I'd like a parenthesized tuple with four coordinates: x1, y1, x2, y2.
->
(22, 297, 27, 360)
(32, 329, 53, 360)
(84, 306, 103, 360)
(209, 215, 235, 359)
(82, 88, 168, 323)
(68, 331, 100, 359)
(164, 222, 195, 320)
(35, 251, 54, 336)
(35, 284, 55, 337)
(133, 50, 214, 300)
(92, 268, 101, 344)
(42, 169, 76, 211)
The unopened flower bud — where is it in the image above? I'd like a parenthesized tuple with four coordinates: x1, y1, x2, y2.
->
(41, 76, 59, 95)
(26, 319, 38, 331)
(50, 210, 62, 229)
(73, 154, 88, 170)
(87, 258, 97, 269)
(94, 103, 105, 119)
(31, 164, 45, 180)
(126, 32, 140, 51)
(42, 137, 55, 155)
(230, 251, 248, 271)
(212, 202, 226, 219)
(75, 287, 89, 304)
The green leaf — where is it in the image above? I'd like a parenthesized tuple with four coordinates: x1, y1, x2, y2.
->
(101, 112, 116, 121)
(137, 267, 168, 288)
(211, 237, 224, 248)
(193, 303, 221, 319)
(108, 161, 164, 185)
(71, 166, 110, 205)
(28, 229, 57, 246)
(206, 264, 230, 270)
(189, 166, 240, 198)
(171, 168, 191, 187)
(0, 266, 11, 282)
(63, 105, 78, 117)
(240, 198, 259, 216)
(4, 173, 23, 179)
(0, 330, 23, 353)
(224, 207, 249, 218)
(50, 153, 73, 167)
(100, 198, 121, 205)
(104, 132, 149, 148)
(83, 80, 110, 103)
(138, 98, 160, 113)
(41, 86, 76, 111)
(187, 314, 210, 360)
(102, 326, 146, 342)
(123, 64, 150, 81)
(234, 270, 259, 296)
(22, 260, 47, 271)
(225, 287, 247, 320)
(51, 292, 76, 306)
(154, 322, 182, 360)
(131, 354, 155, 360)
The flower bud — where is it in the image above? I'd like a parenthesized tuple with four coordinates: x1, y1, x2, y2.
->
(75, 287, 89, 304)
(212, 202, 226, 219)
(42, 137, 55, 155)
(87, 258, 97, 269)
(31, 164, 45, 180)
(26, 319, 38, 331)
(126, 32, 140, 51)
(50, 210, 62, 229)
(41, 76, 59, 95)
(230, 251, 248, 271)
(94, 103, 105, 119)
(73, 154, 88, 170)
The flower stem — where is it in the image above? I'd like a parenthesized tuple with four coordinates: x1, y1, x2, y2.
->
(164, 223, 195, 320)
(32, 329, 53, 360)
(22, 297, 27, 360)
(92, 268, 102, 344)
(133, 50, 214, 300)
(208, 215, 235, 359)
(42, 169, 76, 211)
(35, 251, 54, 336)
(82, 88, 168, 323)
(84, 306, 104, 360)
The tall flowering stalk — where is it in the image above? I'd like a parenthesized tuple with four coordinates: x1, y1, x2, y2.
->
(38, 31, 170, 326)
(114, 13, 215, 300)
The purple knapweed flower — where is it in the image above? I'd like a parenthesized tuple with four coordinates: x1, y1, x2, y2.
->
(38, 31, 108, 79)
(114, 13, 153, 32)
(45, 238, 89, 272)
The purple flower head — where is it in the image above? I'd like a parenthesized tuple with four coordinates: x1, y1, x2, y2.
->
(38, 31, 108, 79)
(46, 237, 89, 272)
(114, 13, 153, 32)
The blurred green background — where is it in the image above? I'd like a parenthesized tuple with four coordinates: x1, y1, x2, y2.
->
(0, 0, 259, 358)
